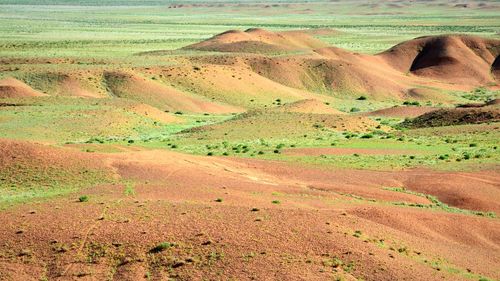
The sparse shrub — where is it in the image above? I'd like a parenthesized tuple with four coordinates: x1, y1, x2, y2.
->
(398, 246, 409, 255)
(313, 123, 324, 129)
(350, 107, 360, 113)
(215, 198, 223, 202)
(469, 143, 477, 147)
(207, 152, 213, 156)
(174, 111, 183, 115)
(438, 154, 449, 160)
(273, 149, 280, 154)
(360, 133, 373, 139)
(357, 95, 367, 100)
(150, 242, 173, 253)
(403, 101, 420, 106)
(271, 200, 280, 204)
(79, 195, 89, 202)
(258, 151, 264, 155)
(86, 137, 104, 144)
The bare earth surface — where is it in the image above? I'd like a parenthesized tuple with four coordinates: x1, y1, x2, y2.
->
(0, 141, 499, 281)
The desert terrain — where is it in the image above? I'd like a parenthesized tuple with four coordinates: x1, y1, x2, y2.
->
(0, 1, 499, 280)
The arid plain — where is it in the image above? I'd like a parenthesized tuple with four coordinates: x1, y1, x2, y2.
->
(0, 1, 499, 280)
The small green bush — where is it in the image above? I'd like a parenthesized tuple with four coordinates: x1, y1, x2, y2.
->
(438, 154, 449, 160)
(150, 242, 173, 253)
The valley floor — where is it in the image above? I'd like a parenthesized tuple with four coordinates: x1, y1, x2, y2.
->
(0, 141, 499, 281)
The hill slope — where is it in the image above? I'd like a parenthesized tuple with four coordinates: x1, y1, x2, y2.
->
(0, 78, 46, 98)
(378, 35, 500, 85)
(183, 28, 328, 54)
(104, 71, 242, 113)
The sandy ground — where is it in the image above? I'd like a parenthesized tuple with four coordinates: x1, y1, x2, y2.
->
(0, 143, 499, 281)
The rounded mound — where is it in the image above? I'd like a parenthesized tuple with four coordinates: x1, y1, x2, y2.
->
(403, 107, 500, 128)
(0, 78, 46, 98)
(104, 71, 241, 113)
(183, 28, 327, 53)
(378, 35, 500, 85)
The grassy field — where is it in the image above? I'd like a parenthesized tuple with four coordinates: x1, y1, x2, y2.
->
(1, 0, 499, 59)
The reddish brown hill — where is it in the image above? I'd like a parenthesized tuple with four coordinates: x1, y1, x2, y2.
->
(147, 33, 500, 103)
(243, 49, 409, 99)
(378, 35, 500, 85)
(403, 106, 500, 128)
(183, 28, 328, 53)
(103, 71, 242, 113)
(0, 78, 46, 98)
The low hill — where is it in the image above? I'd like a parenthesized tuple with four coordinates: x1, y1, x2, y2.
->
(104, 71, 242, 113)
(181, 110, 382, 141)
(402, 106, 500, 128)
(183, 28, 328, 54)
(378, 35, 500, 85)
(12, 72, 108, 98)
(157, 63, 334, 108)
(184, 36, 481, 101)
(0, 78, 46, 98)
